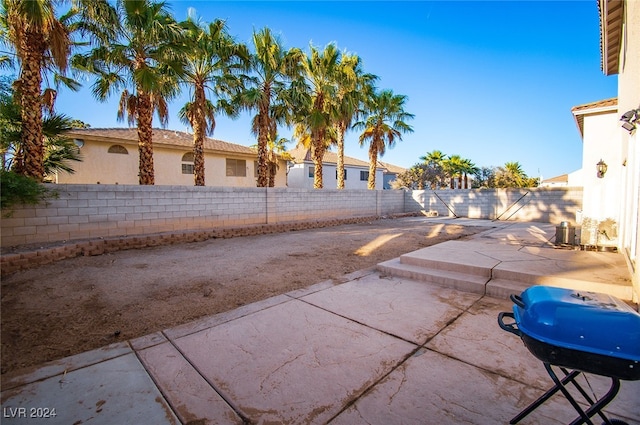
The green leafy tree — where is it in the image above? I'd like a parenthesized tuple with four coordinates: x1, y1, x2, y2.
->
(178, 15, 249, 186)
(75, 0, 185, 185)
(472, 166, 495, 188)
(355, 89, 414, 190)
(393, 162, 428, 189)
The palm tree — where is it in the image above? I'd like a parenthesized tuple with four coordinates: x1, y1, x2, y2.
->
(333, 53, 377, 189)
(497, 161, 527, 188)
(76, 0, 185, 185)
(444, 154, 465, 189)
(0, 0, 114, 180)
(252, 134, 291, 187)
(1, 78, 81, 175)
(355, 89, 414, 190)
(1, 0, 73, 180)
(178, 16, 248, 186)
(296, 43, 343, 189)
(236, 27, 304, 187)
(420, 150, 447, 189)
(460, 158, 478, 189)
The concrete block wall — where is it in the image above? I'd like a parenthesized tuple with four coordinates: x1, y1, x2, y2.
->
(1, 185, 402, 248)
(1, 185, 582, 250)
(405, 187, 583, 224)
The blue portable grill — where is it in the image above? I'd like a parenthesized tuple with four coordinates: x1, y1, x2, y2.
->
(498, 286, 640, 425)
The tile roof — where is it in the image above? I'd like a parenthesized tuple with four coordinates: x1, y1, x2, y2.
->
(289, 146, 375, 169)
(66, 128, 257, 156)
(570, 97, 618, 113)
(377, 161, 406, 174)
(542, 174, 568, 183)
(571, 97, 618, 138)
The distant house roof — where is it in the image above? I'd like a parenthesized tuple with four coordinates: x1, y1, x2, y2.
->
(66, 128, 257, 156)
(377, 161, 406, 175)
(289, 147, 379, 169)
(598, 0, 624, 75)
(570, 97, 618, 138)
(542, 174, 568, 184)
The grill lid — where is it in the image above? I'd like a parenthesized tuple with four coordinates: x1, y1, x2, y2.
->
(513, 286, 640, 361)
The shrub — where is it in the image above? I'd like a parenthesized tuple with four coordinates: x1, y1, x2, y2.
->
(0, 170, 56, 212)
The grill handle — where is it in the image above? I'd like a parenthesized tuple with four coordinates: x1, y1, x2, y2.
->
(498, 312, 521, 337)
(510, 294, 525, 308)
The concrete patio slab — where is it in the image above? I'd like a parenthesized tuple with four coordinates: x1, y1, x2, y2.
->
(330, 348, 578, 425)
(0, 352, 178, 424)
(1, 342, 132, 392)
(1, 219, 636, 425)
(137, 342, 243, 424)
(301, 273, 481, 345)
(171, 298, 416, 424)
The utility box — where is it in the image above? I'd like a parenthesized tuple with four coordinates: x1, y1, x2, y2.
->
(555, 221, 575, 245)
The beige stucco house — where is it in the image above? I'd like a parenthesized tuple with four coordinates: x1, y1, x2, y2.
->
(597, 0, 640, 302)
(56, 128, 287, 187)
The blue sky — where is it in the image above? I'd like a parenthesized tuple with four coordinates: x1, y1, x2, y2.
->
(52, 0, 617, 181)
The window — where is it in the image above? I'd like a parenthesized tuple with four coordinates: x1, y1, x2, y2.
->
(108, 145, 128, 154)
(226, 158, 247, 177)
(308, 166, 314, 178)
(181, 152, 194, 175)
(360, 170, 369, 181)
(336, 169, 347, 180)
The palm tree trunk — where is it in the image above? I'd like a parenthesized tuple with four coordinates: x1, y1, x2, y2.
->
(256, 91, 270, 187)
(18, 31, 46, 181)
(311, 132, 325, 189)
(367, 141, 378, 190)
(192, 84, 206, 186)
(136, 91, 155, 185)
(268, 160, 276, 187)
(336, 122, 346, 189)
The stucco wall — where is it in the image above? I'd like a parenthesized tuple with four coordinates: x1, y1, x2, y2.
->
(580, 110, 623, 223)
(617, 0, 640, 303)
(1, 186, 581, 248)
(55, 141, 287, 188)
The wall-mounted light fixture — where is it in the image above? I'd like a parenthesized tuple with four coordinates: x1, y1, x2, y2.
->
(596, 159, 608, 178)
(620, 109, 639, 133)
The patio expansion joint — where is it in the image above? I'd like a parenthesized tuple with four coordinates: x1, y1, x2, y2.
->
(147, 332, 252, 424)
(324, 293, 491, 423)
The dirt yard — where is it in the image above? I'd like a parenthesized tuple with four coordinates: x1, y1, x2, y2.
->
(1, 217, 490, 374)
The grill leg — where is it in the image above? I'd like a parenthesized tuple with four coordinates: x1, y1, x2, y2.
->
(510, 368, 583, 424)
(509, 364, 622, 425)
(544, 364, 595, 425)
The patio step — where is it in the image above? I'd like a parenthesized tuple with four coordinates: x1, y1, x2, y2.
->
(378, 247, 634, 301)
(377, 258, 490, 295)
(397, 250, 493, 278)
